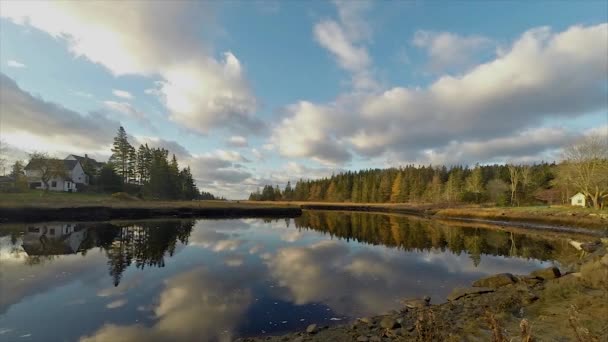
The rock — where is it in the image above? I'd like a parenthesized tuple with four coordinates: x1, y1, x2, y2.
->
(293, 337, 304, 342)
(356, 336, 369, 342)
(401, 298, 429, 309)
(370, 337, 381, 342)
(581, 241, 602, 253)
(530, 266, 561, 280)
(516, 275, 543, 286)
(447, 287, 495, 301)
(358, 317, 373, 325)
(305, 324, 317, 334)
(380, 316, 400, 329)
(472, 273, 518, 288)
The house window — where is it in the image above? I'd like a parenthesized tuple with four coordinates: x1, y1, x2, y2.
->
(52, 181, 57, 187)
(28, 227, 40, 233)
(50, 229, 55, 235)
(577, 199, 582, 204)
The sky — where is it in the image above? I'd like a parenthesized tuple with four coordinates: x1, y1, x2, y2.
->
(0, 1, 607, 198)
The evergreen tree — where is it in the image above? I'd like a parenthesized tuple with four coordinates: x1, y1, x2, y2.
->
(109, 126, 133, 183)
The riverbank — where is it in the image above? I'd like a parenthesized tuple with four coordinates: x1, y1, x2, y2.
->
(0, 193, 302, 222)
(240, 241, 608, 342)
(254, 201, 607, 230)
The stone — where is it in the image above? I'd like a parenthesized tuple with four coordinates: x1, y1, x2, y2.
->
(401, 298, 429, 309)
(356, 336, 369, 342)
(293, 337, 304, 342)
(581, 241, 602, 253)
(447, 287, 495, 301)
(472, 273, 518, 288)
(306, 324, 317, 334)
(359, 317, 373, 324)
(530, 266, 561, 280)
(370, 337, 381, 342)
(516, 275, 543, 286)
(380, 316, 400, 330)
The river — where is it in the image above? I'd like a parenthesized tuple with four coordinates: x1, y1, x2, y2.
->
(0, 211, 578, 341)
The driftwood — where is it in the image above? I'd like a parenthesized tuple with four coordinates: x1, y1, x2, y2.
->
(569, 239, 583, 251)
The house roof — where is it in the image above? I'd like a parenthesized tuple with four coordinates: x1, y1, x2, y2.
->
(570, 192, 585, 199)
(25, 159, 79, 171)
(66, 154, 104, 168)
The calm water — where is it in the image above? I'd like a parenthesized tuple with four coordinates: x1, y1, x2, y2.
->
(0, 211, 569, 342)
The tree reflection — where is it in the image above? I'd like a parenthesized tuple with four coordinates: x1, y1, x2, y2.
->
(294, 211, 568, 263)
(9, 220, 195, 286)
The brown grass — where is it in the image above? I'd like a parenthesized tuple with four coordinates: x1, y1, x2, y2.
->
(0, 191, 298, 209)
(436, 206, 606, 229)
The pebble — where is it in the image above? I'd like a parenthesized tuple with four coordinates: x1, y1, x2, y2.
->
(305, 324, 317, 334)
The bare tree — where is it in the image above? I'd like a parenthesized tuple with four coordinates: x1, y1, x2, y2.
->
(560, 134, 608, 209)
(28, 152, 67, 191)
(507, 164, 520, 206)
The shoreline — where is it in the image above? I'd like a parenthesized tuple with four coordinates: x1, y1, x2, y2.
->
(299, 202, 607, 230)
(240, 243, 608, 342)
(0, 205, 303, 223)
(1, 201, 606, 231)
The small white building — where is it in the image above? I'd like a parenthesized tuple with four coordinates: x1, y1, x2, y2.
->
(24, 159, 89, 192)
(570, 192, 586, 207)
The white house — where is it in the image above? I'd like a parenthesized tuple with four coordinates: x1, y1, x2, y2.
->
(22, 224, 88, 255)
(570, 192, 586, 207)
(24, 159, 89, 192)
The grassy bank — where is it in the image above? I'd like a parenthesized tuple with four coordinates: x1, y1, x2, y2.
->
(435, 206, 607, 230)
(0, 191, 297, 209)
(0, 191, 301, 223)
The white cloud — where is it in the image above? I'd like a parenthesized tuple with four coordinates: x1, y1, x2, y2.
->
(225, 135, 248, 148)
(0, 1, 263, 136)
(112, 89, 133, 99)
(103, 101, 145, 121)
(6, 60, 26, 68)
(0, 73, 118, 154)
(313, 1, 376, 90)
(273, 23, 608, 165)
(412, 31, 493, 72)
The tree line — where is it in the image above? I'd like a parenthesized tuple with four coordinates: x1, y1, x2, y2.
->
(98, 126, 222, 200)
(250, 135, 607, 209)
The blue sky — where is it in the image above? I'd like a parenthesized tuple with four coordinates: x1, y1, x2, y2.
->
(0, 1, 606, 198)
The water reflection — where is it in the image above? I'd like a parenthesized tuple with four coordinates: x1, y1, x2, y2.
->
(0, 212, 575, 341)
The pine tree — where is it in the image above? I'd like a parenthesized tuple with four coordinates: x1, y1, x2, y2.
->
(283, 181, 293, 200)
(109, 126, 133, 183)
(378, 172, 392, 203)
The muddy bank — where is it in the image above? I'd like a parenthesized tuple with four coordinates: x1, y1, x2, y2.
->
(0, 206, 302, 223)
(241, 242, 608, 342)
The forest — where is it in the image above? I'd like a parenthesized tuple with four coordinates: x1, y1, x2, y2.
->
(250, 135, 607, 208)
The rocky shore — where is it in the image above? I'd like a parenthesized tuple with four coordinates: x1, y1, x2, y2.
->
(240, 240, 608, 342)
